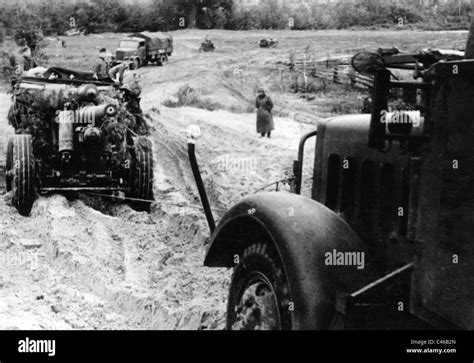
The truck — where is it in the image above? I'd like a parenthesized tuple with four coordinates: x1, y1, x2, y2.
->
(5, 66, 154, 215)
(187, 47, 473, 330)
(115, 31, 173, 69)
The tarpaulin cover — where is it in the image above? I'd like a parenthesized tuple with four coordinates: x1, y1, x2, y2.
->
(130, 32, 173, 50)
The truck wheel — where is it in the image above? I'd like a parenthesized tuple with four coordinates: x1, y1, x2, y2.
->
(11, 135, 36, 216)
(227, 242, 292, 330)
(158, 54, 167, 66)
(6, 138, 13, 191)
(133, 58, 140, 70)
(128, 136, 153, 212)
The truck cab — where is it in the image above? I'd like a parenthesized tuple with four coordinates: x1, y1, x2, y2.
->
(115, 37, 146, 69)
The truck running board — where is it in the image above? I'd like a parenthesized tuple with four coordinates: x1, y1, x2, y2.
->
(330, 263, 421, 329)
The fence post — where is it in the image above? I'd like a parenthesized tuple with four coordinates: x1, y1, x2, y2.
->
(349, 68, 356, 87)
(333, 67, 338, 83)
(280, 68, 284, 92)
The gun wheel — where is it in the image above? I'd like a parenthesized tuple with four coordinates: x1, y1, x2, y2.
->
(10, 134, 36, 216)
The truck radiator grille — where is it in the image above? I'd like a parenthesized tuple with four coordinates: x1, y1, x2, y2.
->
(326, 154, 410, 241)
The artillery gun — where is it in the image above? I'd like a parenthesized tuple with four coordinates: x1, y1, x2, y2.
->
(4, 67, 153, 215)
(188, 48, 473, 330)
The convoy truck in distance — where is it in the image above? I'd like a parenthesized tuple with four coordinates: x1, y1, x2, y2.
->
(115, 31, 173, 69)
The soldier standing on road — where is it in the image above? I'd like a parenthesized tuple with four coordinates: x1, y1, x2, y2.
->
(255, 88, 274, 138)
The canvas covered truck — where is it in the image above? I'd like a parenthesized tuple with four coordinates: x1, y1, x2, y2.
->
(187, 48, 473, 330)
(4, 67, 154, 215)
(115, 31, 173, 69)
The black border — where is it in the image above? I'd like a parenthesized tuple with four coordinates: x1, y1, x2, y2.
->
(0, 330, 473, 361)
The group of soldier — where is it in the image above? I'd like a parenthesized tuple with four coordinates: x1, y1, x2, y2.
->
(94, 47, 141, 98)
(94, 48, 126, 82)
(95, 43, 273, 139)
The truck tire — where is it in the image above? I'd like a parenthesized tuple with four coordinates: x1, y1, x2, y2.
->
(132, 58, 140, 70)
(10, 135, 36, 216)
(227, 242, 292, 330)
(128, 136, 153, 212)
(158, 54, 167, 66)
(6, 138, 13, 192)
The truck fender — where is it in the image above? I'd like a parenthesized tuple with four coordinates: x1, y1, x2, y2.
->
(204, 192, 380, 329)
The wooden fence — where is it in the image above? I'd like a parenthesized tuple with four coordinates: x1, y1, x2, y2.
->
(290, 52, 374, 91)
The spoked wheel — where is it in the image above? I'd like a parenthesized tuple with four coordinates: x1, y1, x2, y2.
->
(227, 242, 292, 330)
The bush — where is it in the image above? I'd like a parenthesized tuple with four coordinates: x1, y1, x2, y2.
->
(163, 85, 220, 111)
(0, 23, 5, 45)
(0, 0, 470, 34)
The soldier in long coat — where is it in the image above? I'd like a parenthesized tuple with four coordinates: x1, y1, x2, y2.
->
(255, 88, 274, 138)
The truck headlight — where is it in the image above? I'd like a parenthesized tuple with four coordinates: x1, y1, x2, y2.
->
(186, 125, 202, 143)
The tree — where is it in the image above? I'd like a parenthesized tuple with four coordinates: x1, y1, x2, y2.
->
(0, 23, 5, 45)
(466, 13, 474, 58)
(171, 0, 231, 29)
